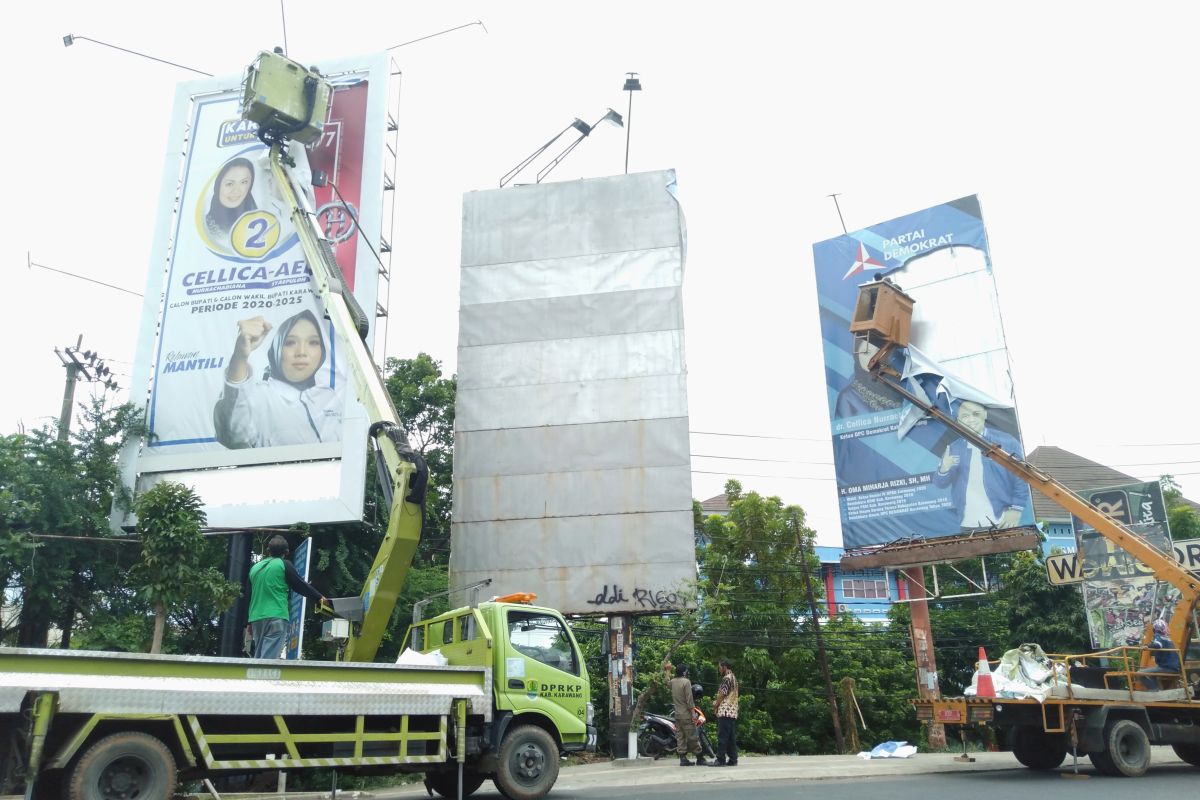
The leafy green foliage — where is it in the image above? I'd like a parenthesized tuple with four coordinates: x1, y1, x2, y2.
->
(130, 482, 238, 653)
(997, 550, 1089, 654)
(295, 354, 458, 662)
(616, 483, 924, 756)
(383, 353, 456, 566)
(1162, 475, 1199, 541)
(0, 400, 145, 647)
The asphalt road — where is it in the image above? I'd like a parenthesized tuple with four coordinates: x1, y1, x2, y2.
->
(365, 749, 1195, 800)
(469, 764, 1200, 800)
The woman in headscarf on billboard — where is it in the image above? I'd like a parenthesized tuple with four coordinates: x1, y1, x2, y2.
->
(205, 157, 258, 241)
(213, 309, 343, 449)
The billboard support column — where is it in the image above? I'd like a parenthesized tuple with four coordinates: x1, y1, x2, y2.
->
(905, 567, 946, 749)
(607, 614, 634, 758)
(219, 532, 252, 657)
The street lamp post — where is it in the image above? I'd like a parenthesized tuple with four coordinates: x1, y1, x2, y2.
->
(622, 73, 642, 174)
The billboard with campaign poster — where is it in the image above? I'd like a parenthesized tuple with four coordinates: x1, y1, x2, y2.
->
(812, 196, 1034, 549)
(1074, 481, 1178, 649)
(116, 53, 393, 529)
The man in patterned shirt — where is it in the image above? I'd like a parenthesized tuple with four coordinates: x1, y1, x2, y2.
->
(709, 658, 739, 766)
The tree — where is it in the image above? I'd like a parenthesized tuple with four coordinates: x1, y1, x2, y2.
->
(130, 482, 238, 653)
(695, 482, 838, 754)
(996, 550, 1089, 654)
(296, 354, 457, 661)
(1, 399, 145, 647)
(1162, 475, 1200, 541)
(382, 353, 456, 565)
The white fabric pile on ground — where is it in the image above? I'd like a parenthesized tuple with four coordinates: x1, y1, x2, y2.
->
(857, 741, 918, 759)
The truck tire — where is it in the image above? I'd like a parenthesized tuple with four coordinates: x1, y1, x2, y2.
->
(1009, 727, 1067, 770)
(1171, 743, 1200, 767)
(1102, 719, 1150, 777)
(67, 731, 176, 800)
(1089, 749, 1119, 776)
(493, 725, 559, 800)
(425, 767, 486, 799)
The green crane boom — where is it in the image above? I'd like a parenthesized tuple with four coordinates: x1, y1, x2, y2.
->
(243, 51, 427, 662)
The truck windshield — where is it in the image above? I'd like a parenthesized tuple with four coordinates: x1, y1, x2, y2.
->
(507, 610, 579, 676)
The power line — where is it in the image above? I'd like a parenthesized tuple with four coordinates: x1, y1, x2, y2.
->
(693, 470, 833, 482)
(691, 430, 827, 443)
(1107, 459, 1200, 468)
(692, 453, 833, 466)
(385, 20, 487, 50)
(1117, 442, 1200, 448)
(28, 254, 142, 298)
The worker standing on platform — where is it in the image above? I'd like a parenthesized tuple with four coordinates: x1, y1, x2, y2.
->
(247, 535, 328, 659)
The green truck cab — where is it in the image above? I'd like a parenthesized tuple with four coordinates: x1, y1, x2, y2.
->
(405, 598, 596, 797)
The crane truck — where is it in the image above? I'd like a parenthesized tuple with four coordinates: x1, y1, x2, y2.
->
(849, 277, 1200, 777)
(0, 51, 594, 800)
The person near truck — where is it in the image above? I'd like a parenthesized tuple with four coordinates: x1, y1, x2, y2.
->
(1139, 618, 1182, 689)
(668, 663, 706, 766)
(247, 535, 328, 659)
(709, 658, 739, 767)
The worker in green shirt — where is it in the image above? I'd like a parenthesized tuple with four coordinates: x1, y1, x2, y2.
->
(247, 535, 328, 659)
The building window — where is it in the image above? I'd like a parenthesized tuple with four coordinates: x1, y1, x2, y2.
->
(842, 578, 888, 599)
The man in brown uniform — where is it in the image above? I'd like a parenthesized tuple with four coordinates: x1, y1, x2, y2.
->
(668, 663, 706, 766)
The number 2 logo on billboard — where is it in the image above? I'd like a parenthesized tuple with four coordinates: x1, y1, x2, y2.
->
(231, 211, 281, 259)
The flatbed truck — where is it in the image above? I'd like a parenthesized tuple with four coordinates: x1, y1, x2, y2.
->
(0, 51, 593, 800)
(849, 277, 1200, 777)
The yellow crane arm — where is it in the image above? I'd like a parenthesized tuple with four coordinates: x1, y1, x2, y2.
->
(266, 143, 425, 662)
(871, 352, 1199, 653)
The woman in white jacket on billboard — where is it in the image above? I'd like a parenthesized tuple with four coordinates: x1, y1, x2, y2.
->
(213, 309, 343, 449)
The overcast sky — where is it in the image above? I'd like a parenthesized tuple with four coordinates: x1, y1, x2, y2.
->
(4, 1, 1198, 546)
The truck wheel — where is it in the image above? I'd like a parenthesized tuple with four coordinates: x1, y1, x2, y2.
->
(1103, 719, 1150, 777)
(67, 732, 176, 800)
(1089, 749, 1119, 776)
(1009, 727, 1066, 770)
(1171, 743, 1200, 767)
(493, 725, 559, 800)
(30, 770, 63, 800)
(425, 767, 486, 799)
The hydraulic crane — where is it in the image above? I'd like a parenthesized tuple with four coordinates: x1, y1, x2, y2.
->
(241, 49, 428, 662)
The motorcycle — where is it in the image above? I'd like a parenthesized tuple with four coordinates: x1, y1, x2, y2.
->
(637, 683, 716, 759)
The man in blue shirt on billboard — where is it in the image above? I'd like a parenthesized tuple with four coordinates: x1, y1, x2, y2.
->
(933, 400, 1027, 530)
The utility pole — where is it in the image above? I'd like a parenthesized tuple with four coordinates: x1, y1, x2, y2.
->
(54, 336, 119, 441)
(793, 509, 844, 753)
(607, 614, 636, 757)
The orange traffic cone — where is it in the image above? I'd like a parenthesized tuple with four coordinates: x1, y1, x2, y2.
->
(976, 646, 995, 698)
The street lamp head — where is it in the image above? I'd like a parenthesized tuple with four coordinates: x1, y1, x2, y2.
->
(598, 108, 624, 128)
(623, 72, 641, 92)
(63, 34, 75, 47)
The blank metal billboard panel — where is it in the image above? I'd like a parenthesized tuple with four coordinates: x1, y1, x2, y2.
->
(452, 171, 695, 615)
